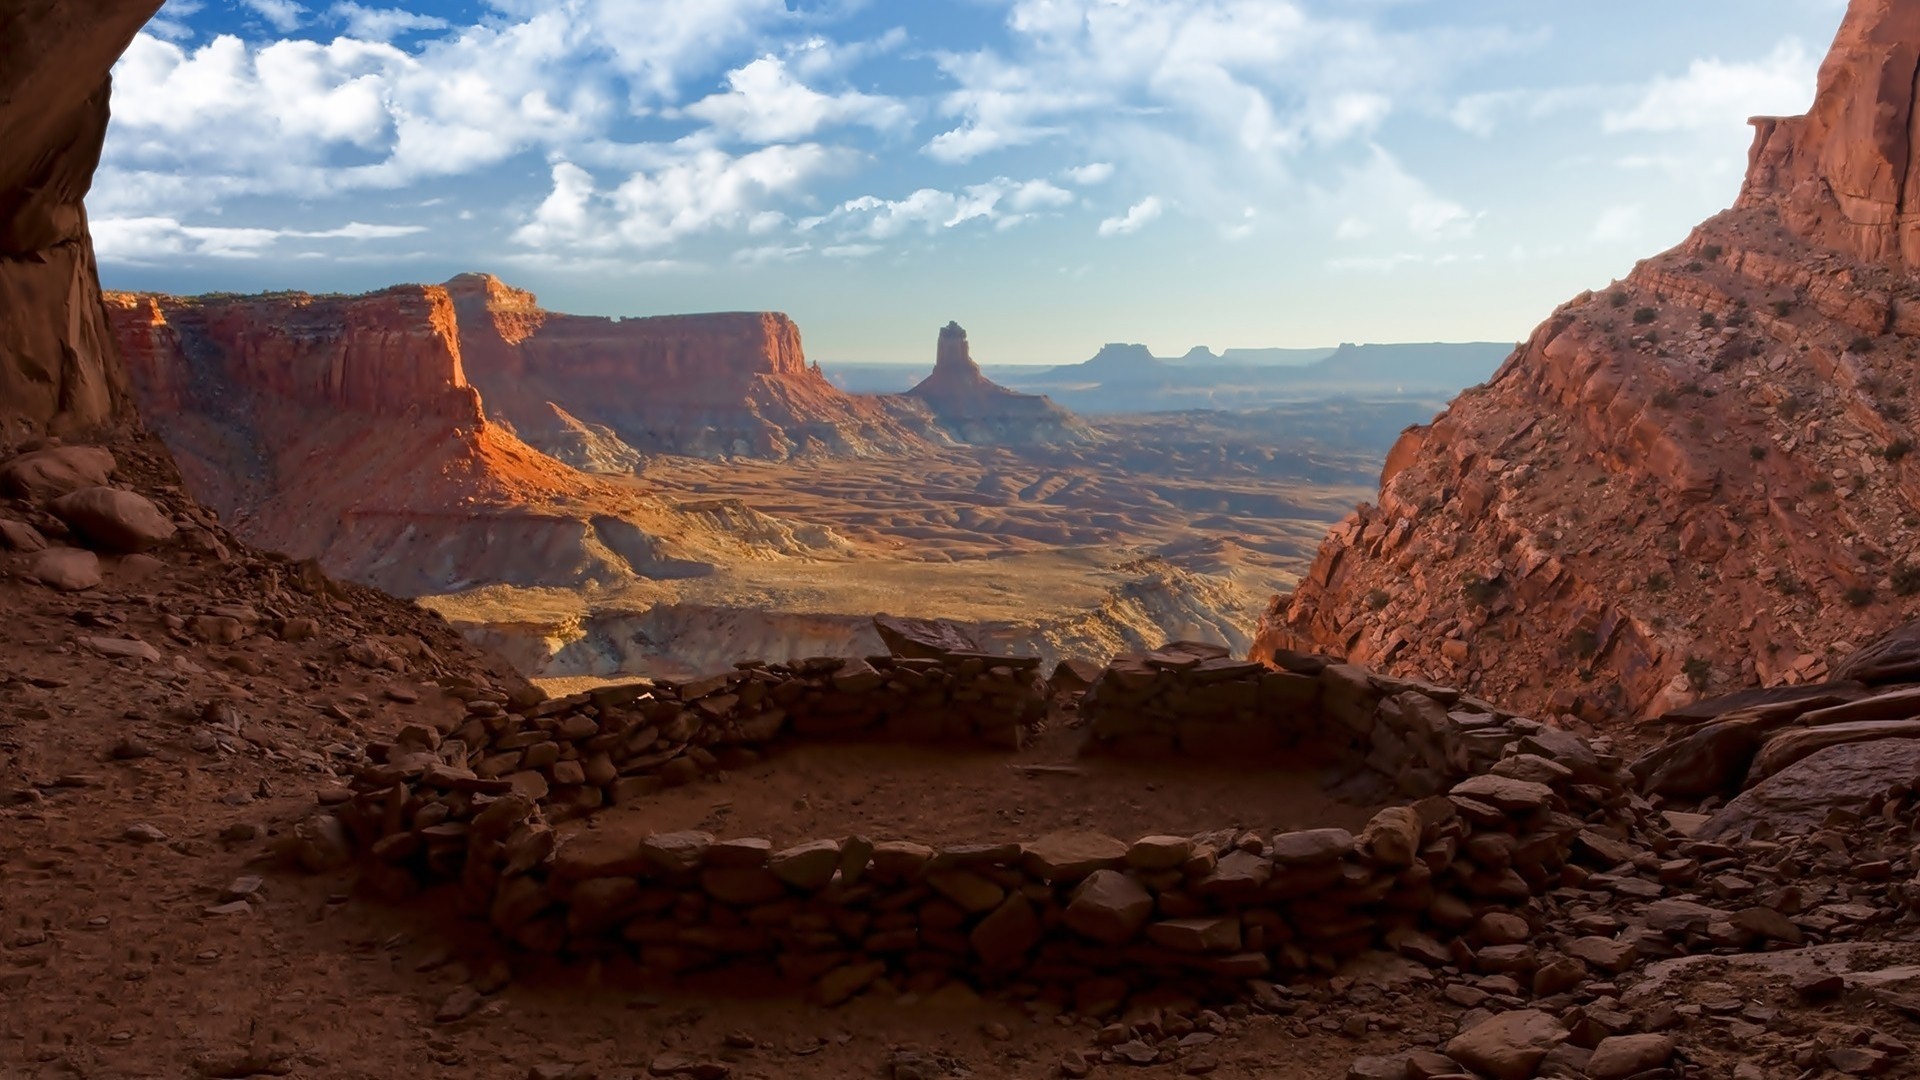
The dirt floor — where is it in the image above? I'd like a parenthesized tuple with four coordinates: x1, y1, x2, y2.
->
(575, 723, 1379, 848)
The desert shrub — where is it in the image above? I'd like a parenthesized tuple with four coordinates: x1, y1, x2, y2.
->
(1686, 261, 1705, 273)
(1366, 589, 1391, 611)
(1679, 381, 1704, 396)
(1894, 562, 1920, 597)
(1570, 628, 1599, 659)
(1633, 307, 1658, 325)
(1699, 313, 1718, 329)
(1879, 400, 1910, 422)
(1682, 656, 1712, 690)
(1774, 572, 1803, 595)
(1845, 585, 1877, 608)
(1701, 244, 1724, 261)
(1811, 478, 1834, 494)
(1461, 575, 1502, 608)
(1777, 394, 1803, 419)
(1652, 389, 1679, 409)
(1609, 290, 1629, 309)
(1750, 444, 1768, 460)
(1885, 438, 1913, 462)
(1850, 335, 1877, 354)
(1646, 571, 1671, 593)
(1772, 299, 1794, 317)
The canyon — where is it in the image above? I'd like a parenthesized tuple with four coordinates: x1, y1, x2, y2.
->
(1259, 0, 1920, 723)
(9, 4, 1920, 1080)
(106, 280, 1402, 682)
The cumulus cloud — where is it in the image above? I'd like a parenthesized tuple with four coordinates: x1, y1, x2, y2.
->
(513, 145, 847, 252)
(1323, 147, 1475, 244)
(1604, 41, 1818, 133)
(1098, 196, 1164, 237)
(681, 56, 910, 143)
(1062, 162, 1113, 185)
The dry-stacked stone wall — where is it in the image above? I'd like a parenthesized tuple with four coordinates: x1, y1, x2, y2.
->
(414, 653, 1047, 822)
(1082, 643, 1565, 798)
(328, 643, 1644, 1008)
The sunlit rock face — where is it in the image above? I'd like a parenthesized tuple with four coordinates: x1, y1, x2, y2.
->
(1258, 0, 1920, 722)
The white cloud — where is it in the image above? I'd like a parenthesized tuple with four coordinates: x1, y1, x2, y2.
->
(1590, 203, 1644, 244)
(918, 0, 1521, 239)
(801, 176, 1075, 241)
(681, 56, 909, 143)
(1322, 147, 1475, 244)
(146, 0, 206, 41)
(330, 2, 450, 40)
(1098, 196, 1164, 237)
(1604, 41, 1818, 133)
(93, 216, 423, 261)
(1063, 162, 1113, 185)
(240, 0, 306, 32)
(785, 27, 908, 81)
(513, 145, 846, 252)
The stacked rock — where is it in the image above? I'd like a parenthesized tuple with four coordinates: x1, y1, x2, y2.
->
(1082, 644, 1552, 798)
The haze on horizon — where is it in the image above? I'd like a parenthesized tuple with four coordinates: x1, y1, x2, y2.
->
(95, 0, 1845, 365)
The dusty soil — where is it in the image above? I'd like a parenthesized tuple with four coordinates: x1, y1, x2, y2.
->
(0, 439, 1435, 1080)
(566, 724, 1379, 848)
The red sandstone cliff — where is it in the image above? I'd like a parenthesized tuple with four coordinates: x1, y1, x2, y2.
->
(0, 0, 161, 447)
(107, 288, 787, 595)
(1257, 0, 1920, 722)
(443, 273, 929, 461)
(894, 322, 1094, 447)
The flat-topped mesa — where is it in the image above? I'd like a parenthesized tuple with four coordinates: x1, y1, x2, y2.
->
(1740, 0, 1920, 267)
(1258, 0, 1920, 724)
(444, 275, 925, 460)
(106, 286, 483, 424)
(902, 322, 1095, 446)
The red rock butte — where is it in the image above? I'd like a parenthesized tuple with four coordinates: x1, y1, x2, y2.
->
(901, 321, 1094, 447)
(1258, 0, 1920, 722)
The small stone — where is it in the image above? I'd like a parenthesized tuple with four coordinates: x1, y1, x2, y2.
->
(1586, 1034, 1676, 1080)
(221, 876, 265, 903)
(124, 823, 168, 844)
(1825, 1047, 1891, 1076)
(1345, 1055, 1411, 1080)
(32, 547, 100, 591)
(1792, 970, 1846, 1002)
(435, 985, 484, 1023)
(1060, 1049, 1093, 1078)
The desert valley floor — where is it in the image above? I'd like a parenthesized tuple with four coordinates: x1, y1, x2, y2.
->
(427, 408, 1387, 687)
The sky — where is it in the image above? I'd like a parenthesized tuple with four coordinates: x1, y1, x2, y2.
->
(95, 0, 1850, 365)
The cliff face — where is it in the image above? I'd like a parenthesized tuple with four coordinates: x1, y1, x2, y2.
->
(106, 288, 791, 596)
(0, 0, 161, 447)
(1741, 0, 1920, 268)
(1258, 0, 1920, 722)
(443, 273, 928, 461)
(899, 322, 1095, 447)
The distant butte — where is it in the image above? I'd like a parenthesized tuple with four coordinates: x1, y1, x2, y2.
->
(900, 322, 1095, 447)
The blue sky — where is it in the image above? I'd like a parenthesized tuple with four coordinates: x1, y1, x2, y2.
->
(96, 0, 1848, 364)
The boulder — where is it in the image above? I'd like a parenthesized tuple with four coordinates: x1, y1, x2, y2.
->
(32, 546, 99, 591)
(0, 446, 114, 500)
(0, 519, 47, 552)
(49, 486, 175, 553)
(1444, 1010, 1567, 1080)
(1834, 617, 1920, 685)
(1700, 739, 1920, 841)
(1753, 719, 1920, 778)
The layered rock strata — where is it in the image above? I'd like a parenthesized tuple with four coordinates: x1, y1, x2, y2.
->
(443, 273, 929, 461)
(1258, 0, 1920, 720)
(105, 289, 777, 595)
